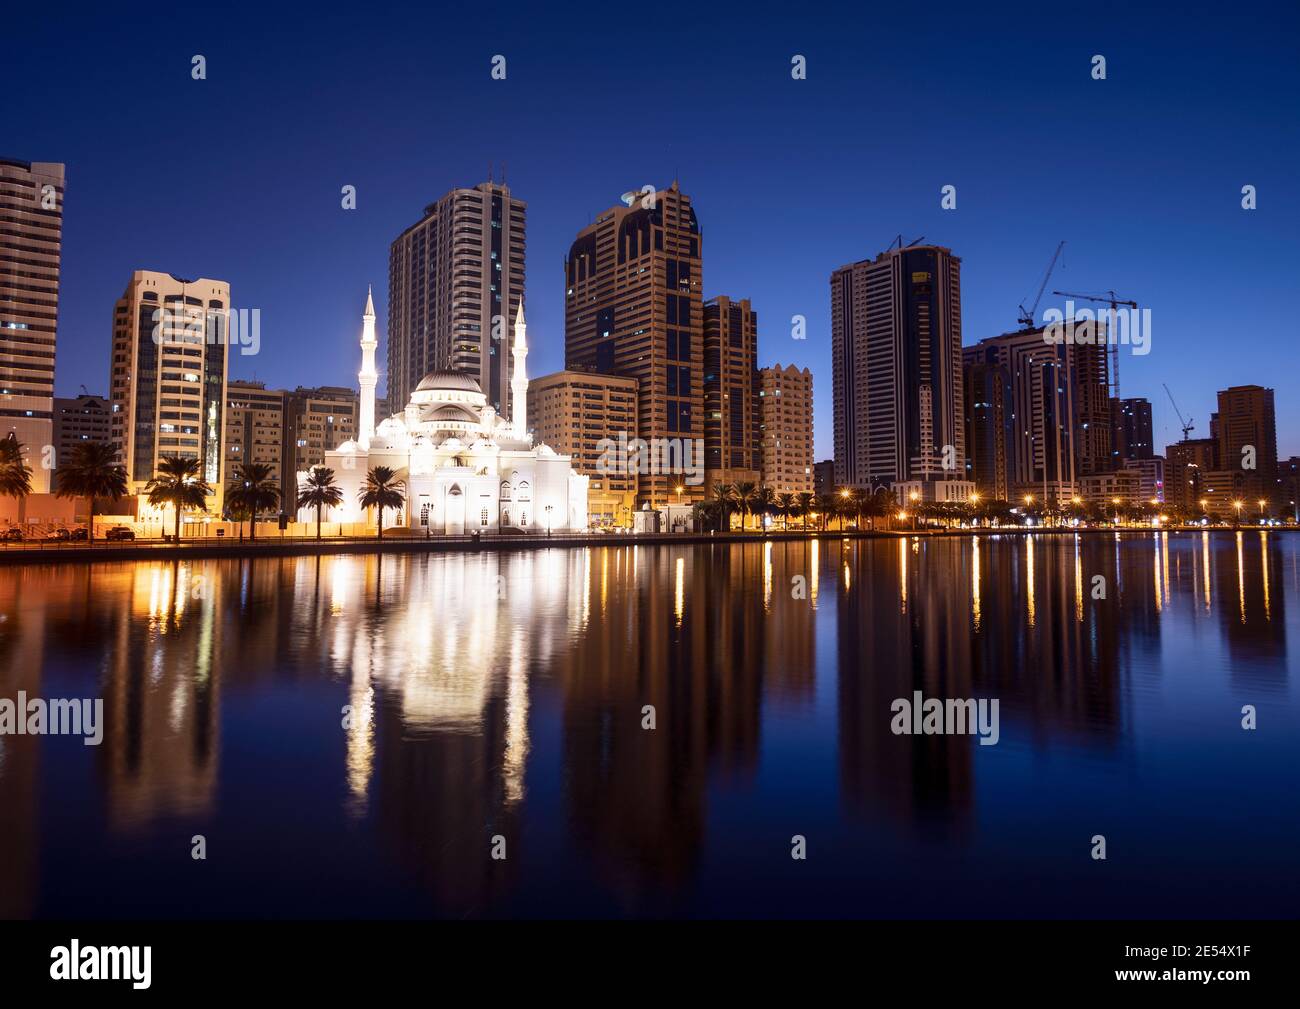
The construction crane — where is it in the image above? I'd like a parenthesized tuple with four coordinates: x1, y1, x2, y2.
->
(1050, 288, 1138, 399)
(1162, 383, 1194, 441)
(1018, 241, 1065, 330)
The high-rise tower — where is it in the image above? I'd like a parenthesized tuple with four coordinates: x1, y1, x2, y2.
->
(108, 271, 230, 503)
(0, 159, 65, 492)
(564, 183, 704, 506)
(388, 181, 526, 416)
(831, 244, 964, 494)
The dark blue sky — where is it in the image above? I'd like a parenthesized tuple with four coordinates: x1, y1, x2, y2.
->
(11, 1, 1299, 459)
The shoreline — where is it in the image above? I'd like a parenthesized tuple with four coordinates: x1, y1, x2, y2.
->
(0, 524, 1292, 565)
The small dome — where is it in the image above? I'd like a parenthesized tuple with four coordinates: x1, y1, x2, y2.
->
(415, 369, 482, 394)
(427, 404, 480, 424)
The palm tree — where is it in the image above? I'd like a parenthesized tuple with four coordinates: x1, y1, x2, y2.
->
(755, 485, 776, 532)
(297, 466, 344, 540)
(796, 491, 815, 531)
(358, 465, 404, 540)
(776, 492, 795, 530)
(734, 480, 758, 531)
(55, 442, 127, 543)
(815, 494, 838, 532)
(711, 481, 735, 531)
(226, 498, 250, 543)
(0, 436, 33, 502)
(225, 462, 280, 542)
(145, 455, 211, 543)
(869, 487, 895, 530)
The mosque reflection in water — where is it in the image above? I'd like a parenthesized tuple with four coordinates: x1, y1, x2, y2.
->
(0, 531, 1293, 918)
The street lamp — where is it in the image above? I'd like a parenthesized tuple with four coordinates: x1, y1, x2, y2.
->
(675, 484, 684, 504)
(1258, 498, 1266, 523)
(1111, 497, 1121, 525)
(1232, 499, 1243, 528)
(545, 504, 554, 537)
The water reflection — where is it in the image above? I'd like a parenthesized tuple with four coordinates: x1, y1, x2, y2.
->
(0, 532, 1295, 918)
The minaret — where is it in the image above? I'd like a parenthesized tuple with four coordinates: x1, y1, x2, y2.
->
(358, 285, 378, 449)
(511, 301, 529, 440)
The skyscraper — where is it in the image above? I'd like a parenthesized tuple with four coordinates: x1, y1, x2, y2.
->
(758, 364, 814, 494)
(1110, 397, 1154, 463)
(0, 159, 65, 492)
(964, 324, 1105, 505)
(962, 346, 1012, 501)
(1212, 384, 1277, 502)
(1164, 437, 1217, 512)
(702, 296, 761, 488)
(564, 183, 704, 506)
(830, 244, 965, 497)
(388, 181, 525, 418)
(108, 271, 230, 504)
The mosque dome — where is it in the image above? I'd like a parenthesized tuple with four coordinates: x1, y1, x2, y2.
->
(415, 370, 482, 394)
(426, 403, 481, 425)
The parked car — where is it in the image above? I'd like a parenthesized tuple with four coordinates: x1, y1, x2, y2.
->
(68, 527, 89, 541)
(105, 526, 136, 541)
(1, 527, 23, 542)
(46, 527, 71, 541)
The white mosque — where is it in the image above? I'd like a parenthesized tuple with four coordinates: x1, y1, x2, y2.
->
(298, 289, 588, 535)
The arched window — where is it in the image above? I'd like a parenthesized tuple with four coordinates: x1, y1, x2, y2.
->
(517, 480, 531, 502)
(500, 480, 512, 500)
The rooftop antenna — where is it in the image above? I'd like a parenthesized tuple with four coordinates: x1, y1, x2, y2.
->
(488, 161, 494, 183)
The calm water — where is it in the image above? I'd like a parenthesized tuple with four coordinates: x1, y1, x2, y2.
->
(1, 532, 1297, 919)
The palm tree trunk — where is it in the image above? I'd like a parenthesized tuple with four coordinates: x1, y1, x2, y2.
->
(174, 503, 182, 544)
(249, 511, 256, 542)
(377, 506, 384, 540)
(88, 497, 96, 543)
(316, 503, 322, 540)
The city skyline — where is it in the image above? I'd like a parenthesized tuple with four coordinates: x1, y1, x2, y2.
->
(7, 5, 1298, 462)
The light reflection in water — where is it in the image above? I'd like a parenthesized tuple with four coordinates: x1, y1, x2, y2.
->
(0, 534, 1293, 920)
(1026, 535, 1036, 627)
(1202, 530, 1212, 611)
(1073, 535, 1082, 622)
(1237, 531, 1246, 624)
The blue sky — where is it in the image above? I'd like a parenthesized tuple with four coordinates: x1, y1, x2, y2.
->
(9, 0, 1298, 459)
